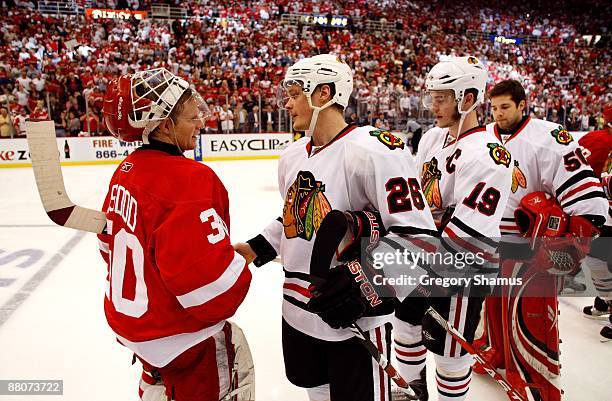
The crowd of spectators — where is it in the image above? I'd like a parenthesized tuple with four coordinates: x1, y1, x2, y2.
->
(0, 0, 609, 138)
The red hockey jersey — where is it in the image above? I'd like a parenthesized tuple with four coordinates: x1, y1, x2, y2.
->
(578, 129, 612, 178)
(97, 143, 251, 367)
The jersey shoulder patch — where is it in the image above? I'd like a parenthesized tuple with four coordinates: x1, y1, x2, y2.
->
(549, 125, 574, 145)
(368, 129, 405, 150)
(486, 142, 512, 167)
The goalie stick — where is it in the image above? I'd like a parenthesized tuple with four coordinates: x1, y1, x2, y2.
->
(26, 121, 107, 234)
(310, 210, 418, 400)
(426, 307, 527, 401)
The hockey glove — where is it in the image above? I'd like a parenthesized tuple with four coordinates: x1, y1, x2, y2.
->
(307, 263, 367, 329)
(515, 191, 600, 274)
(336, 210, 387, 262)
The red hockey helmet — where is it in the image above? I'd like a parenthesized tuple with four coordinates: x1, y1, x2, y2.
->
(103, 68, 191, 142)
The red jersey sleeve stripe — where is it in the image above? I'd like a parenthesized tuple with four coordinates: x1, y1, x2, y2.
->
(176, 252, 247, 308)
(558, 181, 603, 203)
(98, 239, 109, 253)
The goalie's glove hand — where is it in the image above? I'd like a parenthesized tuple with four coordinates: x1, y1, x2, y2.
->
(307, 263, 367, 329)
(530, 216, 600, 275)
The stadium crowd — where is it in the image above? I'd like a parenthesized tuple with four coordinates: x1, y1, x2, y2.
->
(0, 0, 609, 137)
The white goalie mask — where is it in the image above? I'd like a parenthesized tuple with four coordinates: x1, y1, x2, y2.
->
(130, 68, 190, 135)
(105, 68, 210, 143)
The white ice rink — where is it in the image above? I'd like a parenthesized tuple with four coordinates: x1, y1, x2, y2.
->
(0, 160, 610, 401)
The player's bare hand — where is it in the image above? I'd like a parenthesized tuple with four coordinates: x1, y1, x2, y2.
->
(234, 242, 257, 265)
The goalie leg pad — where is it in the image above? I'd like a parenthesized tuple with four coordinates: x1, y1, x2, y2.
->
(473, 260, 513, 374)
(139, 365, 166, 401)
(505, 264, 562, 401)
(224, 321, 255, 401)
(148, 322, 255, 401)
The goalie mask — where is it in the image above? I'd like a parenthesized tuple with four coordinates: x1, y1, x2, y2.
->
(277, 54, 353, 136)
(103, 68, 210, 142)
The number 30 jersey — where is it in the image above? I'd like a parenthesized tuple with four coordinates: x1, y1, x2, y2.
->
(416, 126, 512, 266)
(97, 141, 251, 368)
(258, 124, 437, 341)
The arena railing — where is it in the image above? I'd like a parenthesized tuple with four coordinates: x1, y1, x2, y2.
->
(150, 4, 188, 20)
(37, 0, 82, 16)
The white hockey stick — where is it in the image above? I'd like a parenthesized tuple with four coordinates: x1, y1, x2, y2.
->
(26, 121, 107, 234)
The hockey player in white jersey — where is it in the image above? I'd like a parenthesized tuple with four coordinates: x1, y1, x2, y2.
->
(473, 79, 608, 401)
(234, 54, 438, 401)
(392, 56, 512, 401)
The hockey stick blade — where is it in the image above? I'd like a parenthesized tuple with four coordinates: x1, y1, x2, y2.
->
(26, 121, 107, 234)
(426, 307, 527, 401)
(310, 210, 417, 399)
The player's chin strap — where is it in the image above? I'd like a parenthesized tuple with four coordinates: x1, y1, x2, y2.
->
(306, 96, 336, 137)
(452, 100, 481, 149)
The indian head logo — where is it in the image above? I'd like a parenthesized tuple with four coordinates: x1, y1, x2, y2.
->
(467, 56, 480, 65)
(511, 160, 527, 193)
(283, 171, 332, 241)
(422, 157, 442, 209)
(369, 129, 405, 150)
(550, 126, 573, 145)
(487, 143, 511, 167)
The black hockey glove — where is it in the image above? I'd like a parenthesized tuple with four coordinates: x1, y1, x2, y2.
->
(336, 210, 387, 262)
(307, 263, 367, 329)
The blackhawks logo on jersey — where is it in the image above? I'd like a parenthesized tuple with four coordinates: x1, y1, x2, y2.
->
(511, 160, 527, 193)
(283, 171, 332, 241)
(369, 129, 405, 150)
(487, 143, 511, 167)
(422, 157, 443, 209)
(550, 126, 573, 145)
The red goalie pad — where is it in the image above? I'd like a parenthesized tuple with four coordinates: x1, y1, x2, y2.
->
(503, 261, 563, 401)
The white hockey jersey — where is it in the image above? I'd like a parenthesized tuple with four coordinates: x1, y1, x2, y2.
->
(416, 126, 513, 268)
(485, 117, 608, 237)
(260, 124, 437, 341)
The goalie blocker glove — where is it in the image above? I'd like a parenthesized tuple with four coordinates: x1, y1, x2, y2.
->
(514, 191, 600, 275)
